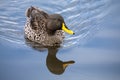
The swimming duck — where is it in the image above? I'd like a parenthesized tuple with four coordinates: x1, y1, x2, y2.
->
(24, 6, 74, 46)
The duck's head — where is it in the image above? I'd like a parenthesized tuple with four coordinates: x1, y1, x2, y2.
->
(47, 14, 75, 35)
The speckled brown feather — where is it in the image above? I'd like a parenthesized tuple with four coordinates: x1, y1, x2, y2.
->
(24, 7, 65, 47)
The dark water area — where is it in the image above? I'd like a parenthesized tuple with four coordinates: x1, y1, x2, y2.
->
(0, 0, 120, 80)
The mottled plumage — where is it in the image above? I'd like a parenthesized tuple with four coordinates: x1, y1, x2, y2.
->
(24, 6, 65, 46)
(24, 6, 75, 47)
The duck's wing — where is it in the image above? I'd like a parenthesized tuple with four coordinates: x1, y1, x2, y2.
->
(26, 6, 48, 18)
(26, 6, 49, 30)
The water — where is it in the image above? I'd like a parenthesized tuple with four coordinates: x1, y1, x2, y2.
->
(0, 0, 120, 80)
(0, 0, 108, 47)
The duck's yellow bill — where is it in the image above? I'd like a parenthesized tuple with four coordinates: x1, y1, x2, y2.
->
(62, 23, 74, 35)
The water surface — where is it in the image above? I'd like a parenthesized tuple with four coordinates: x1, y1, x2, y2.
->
(0, 0, 120, 80)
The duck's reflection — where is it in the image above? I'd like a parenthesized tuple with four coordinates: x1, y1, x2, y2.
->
(25, 38, 75, 75)
(47, 47, 75, 75)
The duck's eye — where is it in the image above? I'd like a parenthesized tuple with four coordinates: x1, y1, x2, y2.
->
(56, 23, 59, 27)
(57, 18, 61, 21)
(55, 22, 61, 29)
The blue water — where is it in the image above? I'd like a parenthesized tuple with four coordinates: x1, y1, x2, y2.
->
(0, 0, 120, 80)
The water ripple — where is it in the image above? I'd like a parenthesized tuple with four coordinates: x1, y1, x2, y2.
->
(0, 0, 110, 48)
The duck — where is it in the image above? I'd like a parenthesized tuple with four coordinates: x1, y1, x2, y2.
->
(24, 6, 74, 47)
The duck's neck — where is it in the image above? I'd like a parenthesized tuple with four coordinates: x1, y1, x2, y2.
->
(46, 29, 56, 35)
